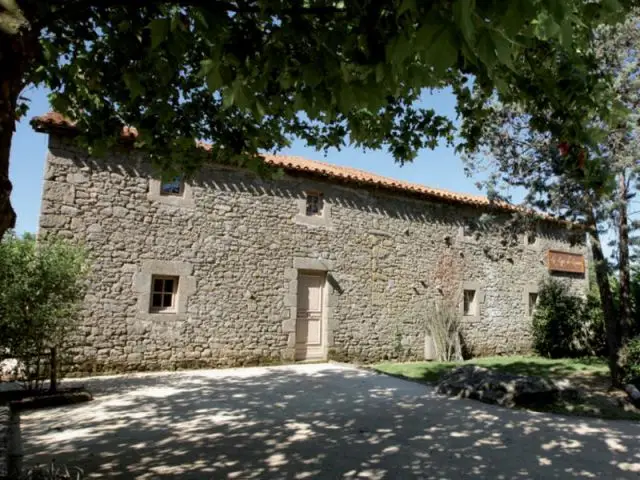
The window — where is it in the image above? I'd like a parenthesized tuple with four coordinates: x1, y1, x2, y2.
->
(528, 292, 538, 316)
(160, 176, 184, 196)
(150, 275, 179, 312)
(526, 232, 537, 245)
(305, 191, 323, 216)
(463, 289, 477, 316)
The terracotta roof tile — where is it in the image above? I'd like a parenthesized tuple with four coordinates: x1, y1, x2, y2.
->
(31, 112, 518, 212)
(31, 111, 76, 131)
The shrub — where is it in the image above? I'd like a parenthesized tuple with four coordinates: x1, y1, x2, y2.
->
(532, 278, 585, 358)
(21, 463, 84, 479)
(425, 299, 462, 361)
(0, 232, 88, 390)
(619, 336, 640, 385)
(580, 289, 608, 357)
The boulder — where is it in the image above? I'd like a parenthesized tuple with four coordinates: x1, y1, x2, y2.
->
(436, 365, 575, 408)
(624, 383, 640, 408)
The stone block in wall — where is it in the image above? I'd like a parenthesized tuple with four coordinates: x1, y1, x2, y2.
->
(42, 181, 75, 203)
(40, 214, 68, 229)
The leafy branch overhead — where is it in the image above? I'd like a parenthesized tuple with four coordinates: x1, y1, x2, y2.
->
(460, 9, 640, 386)
(11, 0, 630, 166)
(0, 0, 634, 238)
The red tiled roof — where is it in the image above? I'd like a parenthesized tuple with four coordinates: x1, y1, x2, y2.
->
(31, 111, 139, 138)
(31, 112, 518, 212)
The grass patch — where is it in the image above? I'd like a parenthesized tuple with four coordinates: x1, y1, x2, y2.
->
(374, 356, 640, 421)
(374, 356, 608, 383)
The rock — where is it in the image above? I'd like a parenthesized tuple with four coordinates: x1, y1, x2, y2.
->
(436, 365, 569, 408)
(624, 384, 640, 407)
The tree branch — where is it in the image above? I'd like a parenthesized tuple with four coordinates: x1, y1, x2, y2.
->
(35, 0, 346, 27)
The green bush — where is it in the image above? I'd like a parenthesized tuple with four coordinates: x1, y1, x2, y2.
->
(532, 278, 586, 358)
(581, 289, 608, 357)
(619, 336, 640, 384)
(0, 232, 88, 390)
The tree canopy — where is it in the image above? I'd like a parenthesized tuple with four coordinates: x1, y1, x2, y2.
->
(0, 0, 634, 236)
(461, 10, 640, 385)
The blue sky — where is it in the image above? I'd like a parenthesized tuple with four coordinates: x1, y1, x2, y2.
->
(12, 87, 491, 234)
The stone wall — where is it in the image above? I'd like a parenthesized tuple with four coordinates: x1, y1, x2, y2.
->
(38, 135, 588, 373)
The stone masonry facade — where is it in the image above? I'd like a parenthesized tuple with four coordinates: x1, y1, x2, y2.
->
(38, 134, 588, 374)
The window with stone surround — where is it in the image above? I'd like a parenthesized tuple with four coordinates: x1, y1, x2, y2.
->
(160, 176, 184, 196)
(463, 289, 477, 316)
(150, 275, 179, 312)
(306, 191, 323, 216)
(528, 292, 538, 316)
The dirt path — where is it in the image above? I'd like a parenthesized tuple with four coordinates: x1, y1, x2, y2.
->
(21, 363, 640, 479)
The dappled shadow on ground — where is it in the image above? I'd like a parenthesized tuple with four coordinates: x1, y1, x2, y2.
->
(21, 364, 640, 479)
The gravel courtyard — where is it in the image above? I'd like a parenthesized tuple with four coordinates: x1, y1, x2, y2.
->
(21, 363, 640, 479)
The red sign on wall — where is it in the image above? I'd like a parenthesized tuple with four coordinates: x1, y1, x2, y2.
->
(547, 250, 585, 274)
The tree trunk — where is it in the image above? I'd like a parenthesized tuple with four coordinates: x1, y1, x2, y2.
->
(0, 77, 18, 238)
(49, 347, 57, 393)
(587, 211, 621, 386)
(0, 19, 39, 239)
(618, 173, 632, 341)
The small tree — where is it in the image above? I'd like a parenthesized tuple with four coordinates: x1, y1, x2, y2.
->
(0, 232, 88, 391)
(531, 278, 585, 359)
(425, 299, 463, 362)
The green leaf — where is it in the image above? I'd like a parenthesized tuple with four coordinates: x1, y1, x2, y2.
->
(302, 66, 322, 87)
(416, 10, 443, 46)
(398, 0, 416, 17)
(501, 0, 529, 36)
(254, 99, 266, 119)
(543, 0, 566, 24)
(375, 63, 385, 83)
(191, 9, 209, 30)
(559, 19, 573, 48)
(426, 26, 458, 73)
(221, 87, 234, 110)
(245, 156, 263, 172)
(453, 0, 476, 44)
(149, 18, 170, 50)
(602, 0, 622, 13)
(540, 13, 561, 39)
(123, 72, 144, 99)
(490, 30, 514, 69)
(232, 80, 251, 109)
(387, 35, 412, 65)
(206, 65, 224, 91)
(494, 76, 509, 96)
(170, 12, 183, 32)
(475, 31, 497, 68)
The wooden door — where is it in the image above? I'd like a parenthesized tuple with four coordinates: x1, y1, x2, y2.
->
(295, 273, 325, 360)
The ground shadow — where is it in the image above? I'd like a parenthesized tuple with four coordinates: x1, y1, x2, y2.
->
(21, 364, 640, 479)
(379, 358, 609, 384)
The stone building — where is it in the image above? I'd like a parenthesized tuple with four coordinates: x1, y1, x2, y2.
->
(33, 112, 588, 374)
